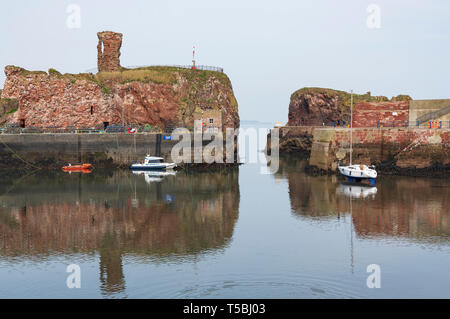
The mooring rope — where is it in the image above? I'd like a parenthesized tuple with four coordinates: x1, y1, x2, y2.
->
(0, 167, 41, 199)
(0, 137, 42, 170)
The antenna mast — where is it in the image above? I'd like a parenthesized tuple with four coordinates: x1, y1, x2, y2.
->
(192, 46, 196, 70)
(350, 90, 353, 166)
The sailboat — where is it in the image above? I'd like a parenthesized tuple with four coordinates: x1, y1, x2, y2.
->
(338, 90, 378, 186)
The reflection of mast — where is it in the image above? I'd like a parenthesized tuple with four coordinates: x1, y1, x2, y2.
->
(77, 172, 81, 204)
(156, 182, 162, 201)
(350, 195, 354, 274)
(131, 180, 138, 208)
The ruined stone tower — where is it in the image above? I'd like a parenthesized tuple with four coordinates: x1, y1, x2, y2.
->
(97, 31, 123, 72)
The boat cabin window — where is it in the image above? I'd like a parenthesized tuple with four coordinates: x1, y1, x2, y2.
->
(144, 158, 163, 164)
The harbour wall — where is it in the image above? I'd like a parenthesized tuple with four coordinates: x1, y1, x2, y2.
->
(269, 126, 450, 176)
(0, 133, 236, 169)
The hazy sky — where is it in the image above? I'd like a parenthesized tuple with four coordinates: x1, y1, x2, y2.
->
(1, 0, 449, 122)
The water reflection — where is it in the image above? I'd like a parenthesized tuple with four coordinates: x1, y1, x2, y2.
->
(336, 183, 377, 199)
(0, 168, 240, 296)
(275, 156, 450, 243)
(131, 170, 177, 184)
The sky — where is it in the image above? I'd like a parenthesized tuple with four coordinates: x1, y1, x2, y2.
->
(1, 0, 449, 123)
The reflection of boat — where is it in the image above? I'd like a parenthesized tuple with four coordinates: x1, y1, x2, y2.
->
(62, 163, 93, 173)
(130, 154, 176, 170)
(132, 170, 176, 183)
(338, 90, 377, 185)
(337, 183, 378, 199)
(62, 168, 92, 174)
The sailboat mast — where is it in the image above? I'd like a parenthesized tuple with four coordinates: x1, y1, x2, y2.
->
(350, 90, 353, 166)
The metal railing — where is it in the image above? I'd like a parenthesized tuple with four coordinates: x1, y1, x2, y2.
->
(126, 65, 224, 73)
(86, 64, 224, 73)
(376, 120, 450, 129)
(0, 125, 186, 135)
(416, 105, 450, 124)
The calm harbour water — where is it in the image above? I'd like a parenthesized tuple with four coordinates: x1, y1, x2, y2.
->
(0, 156, 449, 298)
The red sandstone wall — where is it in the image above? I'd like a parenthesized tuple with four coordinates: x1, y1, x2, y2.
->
(352, 101, 409, 128)
(332, 128, 450, 147)
(331, 128, 450, 169)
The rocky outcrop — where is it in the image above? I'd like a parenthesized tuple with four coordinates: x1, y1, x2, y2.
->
(0, 32, 239, 130)
(97, 31, 122, 72)
(287, 88, 408, 126)
(1, 66, 238, 129)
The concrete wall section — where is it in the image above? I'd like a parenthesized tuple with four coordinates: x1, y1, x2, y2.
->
(409, 99, 450, 122)
(0, 133, 218, 168)
(308, 127, 450, 174)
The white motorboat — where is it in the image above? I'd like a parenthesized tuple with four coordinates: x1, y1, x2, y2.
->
(130, 154, 176, 171)
(338, 90, 378, 185)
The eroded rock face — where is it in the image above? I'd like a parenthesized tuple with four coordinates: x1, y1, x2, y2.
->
(0, 66, 239, 129)
(97, 31, 122, 72)
(288, 88, 391, 126)
(0, 31, 239, 129)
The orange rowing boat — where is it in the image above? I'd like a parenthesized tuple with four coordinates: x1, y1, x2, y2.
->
(62, 163, 93, 171)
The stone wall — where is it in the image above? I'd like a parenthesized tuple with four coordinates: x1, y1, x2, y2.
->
(309, 127, 450, 174)
(0, 133, 238, 169)
(270, 126, 450, 175)
(409, 99, 450, 122)
(352, 101, 410, 128)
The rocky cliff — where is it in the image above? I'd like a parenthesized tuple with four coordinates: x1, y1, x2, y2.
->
(0, 65, 239, 129)
(288, 87, 410, 126)
(0, 31, 239, 130)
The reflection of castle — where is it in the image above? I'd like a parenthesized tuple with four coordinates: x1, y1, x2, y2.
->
(275, 157, 450, 243)
(0, 169, 239, 296)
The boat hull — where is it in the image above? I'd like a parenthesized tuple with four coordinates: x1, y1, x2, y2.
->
(338, 165, 377, 185)
(62, 164, 92, 171)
